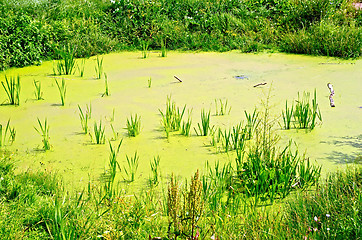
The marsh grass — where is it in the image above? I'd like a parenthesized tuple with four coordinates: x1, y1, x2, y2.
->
(126, 114, 141, 137)
(34, 118, 51, 150)
(2, 75, 20, 105)
(56, 45, 76, 75)
(55, 78, 66, 106)
(282, 100, 294, 129)
(141, 40, 149, 59)
(294, 90, 322, 130)
(123, 151, 139, 182)
(160, 38, 167, 57)
(215, 98, 231, 116)
(149, 155, 160, 186)
(194, 109, 213, 136)
(181, 111, 192, 137)
(78, 104, 92, 134)
(102, 73, 110, 97)
(78, 59, 85, 77)
(0, 119, 16, 147)
(93, 120, 105, 144)
(159, 96, 186, 137)
(104, 140, 123, 199)
(245, 108, 260, 139)
(33, 80, 43, 100)
(148, 77, 152, 88)
(95, 56, 103, 79)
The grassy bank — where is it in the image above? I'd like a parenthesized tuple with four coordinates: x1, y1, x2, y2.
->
(0, 150, 360, 239)
(1, 0, 361, 70)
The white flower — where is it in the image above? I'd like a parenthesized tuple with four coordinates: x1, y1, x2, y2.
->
(0, 177, 3, 181)
(314, 216, 318, 222)
(326, 214, 330, 218)
(110, 0, 115, 3)
(327, 228, 330, 231)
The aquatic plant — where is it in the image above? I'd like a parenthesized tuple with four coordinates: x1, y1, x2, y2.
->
(159, 96, 186, 136)
(244, 108, 260, 139)
(194, 109, 213, 136)
(282, 100, 294, 130)
(78, 104, 92, 134)
(181, 112, 192, 137)
(294, 89, 322, 130)
(34, 118, 50, 150)
(93, 120, 105, 144)
(33, 80, 43, 100)
(95, 56, 104, 79)
(78, 59, 85, 77)
(148, 77, 152, 88)
(123, 151, 139, 182)
(221, 128, 232, 153)
(0, 119, 16, 147)
(56, 45, 76, 75)
(2, 75, 20, 105)
(55, 78, 66, 106)
(102, 73, 110, 97)
(105, 140, 123, 199)
(141, 40, 149, 59)
(160, 38, 167, 57)
(126, 114, 141, 137)
(215, 98, 231, 116)
(149, 155, 160, 186)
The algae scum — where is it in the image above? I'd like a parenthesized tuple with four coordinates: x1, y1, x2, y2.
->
(1, 52, 361, 190)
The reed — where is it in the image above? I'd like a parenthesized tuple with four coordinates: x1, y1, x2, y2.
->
(148, 77, 152, 88)
(149, 155, 160, 186)
(95, 56, 104, 79)
(141, 40, 149, 59)
(78, 59, 85, 77)
(56, 45, 76, 75)
(126, 114, 141, 137)
(102, 73, 110, 97)
(244, 108, 260, 139)
(215, 98, 231, 116)
(294, 90, 322, 130)
(33, 80, 43, 100)
(34, 118, 51, 150)
(0, 119, 16, 147)
(181, 113, 192, 137)
(159, 96, 186, 135)
(105, 140, 123, 199)
(55, 78, 66, 106)
(221, 128, 232, 153)
(123, 151, 139, 182)
(93, 120, 105, 144)
(160, 38, 167, 57)
(2, 75, 20, 105)
(194, 109, 213, 136)
(282, 100, 293, 129)
(78, 104, 92, 134)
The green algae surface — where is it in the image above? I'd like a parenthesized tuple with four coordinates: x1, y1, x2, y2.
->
(1, 52, 361, 190)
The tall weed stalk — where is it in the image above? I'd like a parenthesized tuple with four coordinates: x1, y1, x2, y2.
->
(123, 151, 139, 182)
(126, 114, 141, 137)
(95, 56, 103, 79)
(55, 79, 66, 106)
(2, 75, 20, 105)
(34, 118, 51, 150)
(33, 80, 43, 100)
(194, 109, 213, 136)
(78, 104, 92, 134)
(0, 119, 16, 147)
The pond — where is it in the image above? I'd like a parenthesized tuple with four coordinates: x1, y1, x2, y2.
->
(1, 51, 361, 190)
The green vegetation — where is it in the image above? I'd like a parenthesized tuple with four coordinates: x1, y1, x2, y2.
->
(149, 155, 160, 186)
(55, 44, 76, 75)
(159, 96, 187, 137)
(148, 77, 152, 88)
(54, 78, 66, 106)
(102, 73, 110, 97)
(1, 75, 20, 105)
(123, 151, 139, 182)
(214, 98, 231, 116)
(34, 118, 50, 150)
(78, 104, 92, 134)
(77, 59, 85, 77)
(95, 56, 104, 80)
(33, 80, 43, 100)
(1, 151, 360, 239)
(1, 0, 360, 71)
(93, 119, 105, 144)
(194, 109, 213, 136)
(126, 114, 141, 137)
(0, 120, 16, 147)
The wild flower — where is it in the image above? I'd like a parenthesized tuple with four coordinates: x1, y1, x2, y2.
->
(326, 213, 330, 218)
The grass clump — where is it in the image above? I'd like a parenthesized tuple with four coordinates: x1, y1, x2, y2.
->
(282, 100, 294, 130)
(160, 38, 167, 57)
(93, 119, 105, 144)
(34, 118, 51, 150)
(194, 109, 213, 136)
(95, 56, 104, 80)
(123, 151, 139, 182)
(33, 80, 43, 100)
(102, 73, 110, 97)
(141, 40, 149, 59)
(0, 120, 16, 147)
(149, 155, 160, 186)
(1, 75, 20, 105)
(214, 98, 231, 116)
(78, 104, 92, 134)
(294, 89, 322, 130)
(159, 96, 186, 138)
(126, 114, 141, 137)
(55, 78, 66, 106)
(55, 45, 76, 75)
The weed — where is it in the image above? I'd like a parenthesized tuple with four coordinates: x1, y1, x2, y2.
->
(55, 45, 76, 75)
(159, 96, 186, 137)
(93, 120, 105, 144)
(110, 123, 120, 141)
(2, 75, 20, 105)
(55, 78, 66, 106)
(78, 59, 85, 77)
(282, 100, 294, 129)
(181, 111, 192, 137)
(160, 38, 167, 57)
(105, 140, 123, 199)
(141, 40, 149, 59)
(194, 109, 213, 136)
(244, 108, 260, 139)
(148, 77, 152, 88)
(95, 56, 103, 79)
(215, 98, 231, 116)
(102, 73, 110, 97)
(34, 118, 51, 150)
(0, 119, 16, 147)
(126, 114, 141, 137)
(294, 90, 322, 130)
(123, 151, 139, 182)
(33, 80, 44, 100)
(78, 104, 92, 134)
(149, 155, 160, 186)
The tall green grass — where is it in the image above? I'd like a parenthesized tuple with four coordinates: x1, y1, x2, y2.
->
(102, 73, 110, 97)
(159, 96, 186, 137)
(95, 56, 103, 79)
(33, 80, 43, 100)
(194, 109, 213, 136)
(55, 79, 66, 106)
(55, 45, 76, 75)
(34, 118, 51, 150)
(294, 90, 322, 130)
(123, 151, 139, 182)
(78, 104, 92, 134)
(2, 75, 20, 105)
(214, 98, 231, 116)
(126, 114, 141, 137)
(160, 38, 167, 57)
(93, 120, 105, 144)
(0, 119, 16, 147)
(149, 155, 160, 186)
(282, 100, 294, 129)
(141, 40, 149, 59)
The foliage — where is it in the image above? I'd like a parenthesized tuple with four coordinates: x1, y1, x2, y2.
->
(1, 75, 20, 105)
